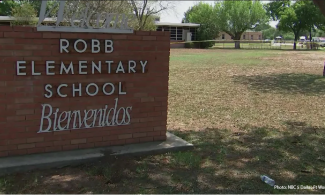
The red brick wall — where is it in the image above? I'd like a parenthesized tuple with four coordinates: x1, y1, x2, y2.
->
(0, 26, 170, 157)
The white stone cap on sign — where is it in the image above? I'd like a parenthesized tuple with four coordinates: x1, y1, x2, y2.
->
(37, 0, 134, 34)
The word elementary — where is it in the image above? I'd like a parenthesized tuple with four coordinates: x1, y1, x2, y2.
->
(14, 39, 148, 133)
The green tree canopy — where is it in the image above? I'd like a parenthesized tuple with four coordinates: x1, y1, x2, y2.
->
(11, 1, 37, 26)
(183, 2, 219, 48)
(215, 0, 267, 49)
(264, 0, 290, 21)
(254, 23, 272, 32)
(0, 0, 58, 17)
(0, 0, 20, 16)
(266, 0, 325, 49)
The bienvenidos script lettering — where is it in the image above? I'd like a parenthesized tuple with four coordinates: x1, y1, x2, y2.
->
(39, 98, 131, 133)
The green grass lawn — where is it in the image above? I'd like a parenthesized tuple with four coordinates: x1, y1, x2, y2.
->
(1, 49, 325, 194)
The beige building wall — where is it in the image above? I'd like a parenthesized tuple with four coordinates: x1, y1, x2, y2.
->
(216, 31, 263, 40)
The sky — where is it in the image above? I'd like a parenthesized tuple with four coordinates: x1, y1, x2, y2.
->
(158, 1, 279, 27)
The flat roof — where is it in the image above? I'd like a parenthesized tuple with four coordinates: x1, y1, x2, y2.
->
(0, 16, 55, 22)
(0, 16, 201, 27)
(0, 16, 14, 22)
(155, 22, 200, 27)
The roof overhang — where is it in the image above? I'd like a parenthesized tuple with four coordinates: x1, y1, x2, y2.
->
(0, 16, 201, 28)
(155, 22, 200, 27)
(0, 16, 55, 23)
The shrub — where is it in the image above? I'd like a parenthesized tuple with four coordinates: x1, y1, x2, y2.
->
(185, 42, 195, 48)
(185, 41, 215, 49)
(11, 2, 37, 26)
(198, 41, 215, 48)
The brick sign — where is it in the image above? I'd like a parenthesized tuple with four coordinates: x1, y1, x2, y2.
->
(0, 26, 170, 157)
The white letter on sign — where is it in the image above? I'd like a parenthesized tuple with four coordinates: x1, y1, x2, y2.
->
(31, 61, 41, 76)
(72, 83, 82, 97)
(140, 61, 147, 73)
(38, 104, 53, 133)
(57, 84, 68, 98)
(119, 82, 126, 95)
(16, 61, 27, 76)
(46, 61, 55, 75)
(74, 39, 87, 53)
(60, 39, 69, 53)
(86, 83, 99, 96)
(44, 84, 53, 98)
(105, 40, 113, 53)
(103, 83, 115, 95)
(60, 61, 74, 74)
(92, 39, 100, 53)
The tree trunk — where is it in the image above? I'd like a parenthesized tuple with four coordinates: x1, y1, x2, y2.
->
(310, 27, 312, 49)
(309, 27, 312, 42)
(235, 41, 240, 49)
(293, 34, 298, 50)
(234, 34, 242, 49)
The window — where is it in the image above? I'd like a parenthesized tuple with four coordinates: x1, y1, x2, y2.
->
(222, 34, 225, 39)
(251, 35, 253, 40)
(259, 35, 261, 40)
(170, 27, 177, 40)
(177, 27, 182, 41)
(243, 35, 246, 39)
(190, 27, 197, 41)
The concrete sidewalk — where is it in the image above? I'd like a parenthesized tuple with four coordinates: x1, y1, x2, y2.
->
(0, 132, 193, 176)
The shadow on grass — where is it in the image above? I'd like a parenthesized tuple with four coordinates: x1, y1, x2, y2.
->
(1, 122, 325, 194)
(233, 73, 325, 95)
(168, 122, 325, 193)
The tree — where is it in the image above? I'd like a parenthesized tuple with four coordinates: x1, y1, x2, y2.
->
(215, 0, 267, 49)
(11, 1, 37, 26)
(313, 28, 325, 37)
(276, 4, 304, 49)
(64, 0, 161, 30)
(24, 0, 42, 16)
(0, 0, 44, 16)
(61, 0, 131, 28)
(0, 0, 61, 18)
(313, 0, 325, 17)
(183, 2, 219, 48)
(130, 0, 175, 30)
(262, 27, 276, 40)
(1, 0, 172, 30)
(264, 0, 290, 21)
(35, 0, 145, 29)
(254, 23, 272, 32)
(266, 0, 325, 50)
(298, 0, 325, 44)
(0, 0, 20, 16)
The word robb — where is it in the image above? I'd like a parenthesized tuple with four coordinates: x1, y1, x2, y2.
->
(15, 39, 148, 133)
